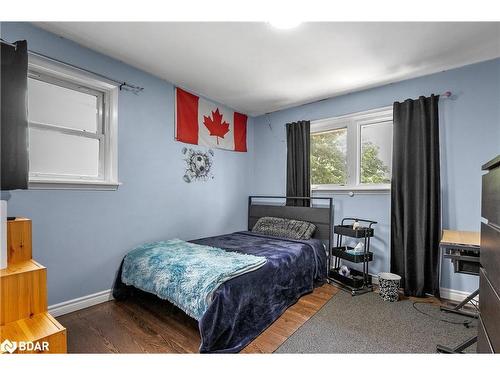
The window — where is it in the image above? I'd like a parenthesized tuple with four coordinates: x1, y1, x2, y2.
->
(360, 121, 392, 184)
(311, 127, 347, 185)
(311, 107, 393, 191)
(27, 55, 119, 190)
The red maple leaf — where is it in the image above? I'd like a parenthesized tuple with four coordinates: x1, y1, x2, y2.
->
(203, 108, 229, 145)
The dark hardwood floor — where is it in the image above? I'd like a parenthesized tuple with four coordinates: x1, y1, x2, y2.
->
(57, 284, 338, 353)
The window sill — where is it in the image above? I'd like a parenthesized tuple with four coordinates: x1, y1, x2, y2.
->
(312, 185, 391, 195)
(28, 179, 122, 191)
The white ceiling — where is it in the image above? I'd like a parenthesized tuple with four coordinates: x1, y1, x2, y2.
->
(34, 22, 500, 116)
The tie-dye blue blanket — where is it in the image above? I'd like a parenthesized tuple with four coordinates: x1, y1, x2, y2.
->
(121, 239, 267, 320)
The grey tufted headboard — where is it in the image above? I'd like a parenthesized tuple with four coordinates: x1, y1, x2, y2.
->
(247, 196, 333, 248)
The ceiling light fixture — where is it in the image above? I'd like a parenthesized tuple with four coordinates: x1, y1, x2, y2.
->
(269, 20, 302, 30)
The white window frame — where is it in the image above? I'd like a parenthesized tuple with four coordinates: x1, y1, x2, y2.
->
(27, 55, 120, 190)
(311, 106, 393, 193)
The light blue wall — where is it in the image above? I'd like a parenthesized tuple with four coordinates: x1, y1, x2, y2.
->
(252, 58, 500, 293)
(1, 22, 254, 305)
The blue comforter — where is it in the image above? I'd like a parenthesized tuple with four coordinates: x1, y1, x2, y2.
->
(121, 239, 267, 320)
(113, 231, 326, 353)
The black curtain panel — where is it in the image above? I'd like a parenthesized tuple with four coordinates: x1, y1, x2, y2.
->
(391, 95, 441, 297)
(286, 120, 311, 207)
(1, 40, 29, 190)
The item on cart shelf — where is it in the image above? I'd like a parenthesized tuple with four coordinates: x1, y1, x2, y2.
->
(345, 242, 364, 255)
(353, 242, 365, 253)
(339, 265, 351, 277)
(352, 220, 360, 230)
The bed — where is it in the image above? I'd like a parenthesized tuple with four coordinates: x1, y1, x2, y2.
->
(113, 196, 333, 353)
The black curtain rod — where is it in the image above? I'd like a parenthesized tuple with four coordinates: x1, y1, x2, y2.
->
(0, 38, 144, 93)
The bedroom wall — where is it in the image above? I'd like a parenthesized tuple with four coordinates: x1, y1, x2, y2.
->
(1, 22, 255, 305)
(252, 58, 500, 295)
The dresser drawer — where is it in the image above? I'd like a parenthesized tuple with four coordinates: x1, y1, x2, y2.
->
(477, 316, 494, 353)
(482, 167, 500, 226)
(481, 222, 500, 292)
(479, 267, 500, 352)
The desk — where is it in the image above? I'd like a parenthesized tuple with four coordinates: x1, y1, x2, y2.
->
(437, 230, 480, 353)
(441, 230, 480, 276)
(441, 230, 480, 248)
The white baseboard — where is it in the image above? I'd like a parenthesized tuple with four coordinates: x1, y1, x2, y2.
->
(49, 289, 114, 317)
(47, 283, 473, 318)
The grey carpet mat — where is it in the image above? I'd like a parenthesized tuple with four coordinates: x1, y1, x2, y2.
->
(276, 291, 477, 353)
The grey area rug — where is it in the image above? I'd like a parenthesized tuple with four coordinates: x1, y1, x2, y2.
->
(276, 291, 478, 353)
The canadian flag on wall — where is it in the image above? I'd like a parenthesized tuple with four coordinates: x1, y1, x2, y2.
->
(175, 87, 247, 152)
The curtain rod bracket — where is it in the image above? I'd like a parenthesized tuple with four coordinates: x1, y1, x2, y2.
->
(1, 38, 144, 94)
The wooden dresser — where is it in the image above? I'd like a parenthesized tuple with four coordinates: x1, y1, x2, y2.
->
(477, 155, 500, 353)
(0, 218, 66, 354)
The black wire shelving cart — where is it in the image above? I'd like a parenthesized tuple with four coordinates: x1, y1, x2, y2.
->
(328, 217, 377, 296)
